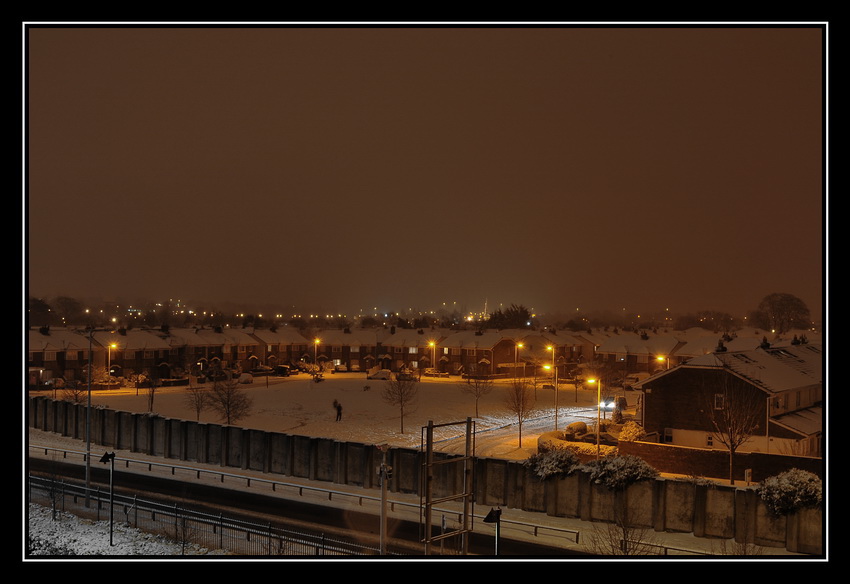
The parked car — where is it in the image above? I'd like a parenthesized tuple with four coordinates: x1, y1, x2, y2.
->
(599, 395, 617, 411)
(274, 365, 291, 377)
(238, 373, 254, 384)
(367, 369, 392, 380)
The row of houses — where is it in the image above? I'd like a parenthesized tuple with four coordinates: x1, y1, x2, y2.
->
(26, 324, 824, 460)
(26, 323, 818, 388)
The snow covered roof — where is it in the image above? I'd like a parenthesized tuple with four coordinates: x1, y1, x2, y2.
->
(372, 328, 434, 347)
(218, 328, 259, 345)
(595, 332, 684, 356)
(683, 343, 822, 394)
(771, 406, 823, 438)
(28, 328, 93, 352)
(439, 330, 509, 348)
(249, 327, 311, 345)
(313, 328, 379, 345)
(91, 329, 171, 351)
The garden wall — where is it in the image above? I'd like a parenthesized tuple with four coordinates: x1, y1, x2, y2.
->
(27, 396, 822, 555)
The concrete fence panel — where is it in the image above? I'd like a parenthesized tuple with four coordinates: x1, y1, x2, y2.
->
(26, 396, 823, 555)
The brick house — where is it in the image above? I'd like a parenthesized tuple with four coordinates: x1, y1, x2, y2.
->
(635, 342, 823, 457)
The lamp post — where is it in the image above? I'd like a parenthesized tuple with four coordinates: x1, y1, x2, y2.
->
(514, 342, 523, 381)
(107, 342, 117, 384)
(100, 451, 116, 545)
(314, 338, 320, 373)
(483, 507, 502, 556)
(657, 355, 669, 370)
(589, 378, 602, 459)
(547, 346, 559, 431)
(429, 341, 436, 373)
(85, 329, 94, 507)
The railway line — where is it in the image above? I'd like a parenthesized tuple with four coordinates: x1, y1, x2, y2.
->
(27, 453, 580, 557)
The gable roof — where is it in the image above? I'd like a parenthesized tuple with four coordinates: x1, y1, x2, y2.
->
(679, 343, 822, 394)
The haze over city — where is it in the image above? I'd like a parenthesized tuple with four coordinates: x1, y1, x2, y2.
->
(25, 24, 825, 322)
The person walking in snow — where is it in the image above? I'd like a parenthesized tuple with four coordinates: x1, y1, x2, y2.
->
(335, 402, 343, 421)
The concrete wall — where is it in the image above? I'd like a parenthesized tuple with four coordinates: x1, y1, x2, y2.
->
(27, 396, 822, 555)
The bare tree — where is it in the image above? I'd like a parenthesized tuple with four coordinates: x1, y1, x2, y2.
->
(184, 385, 209, 421)
(700, 368, 764, 484)
(61, 386, 87, 404)
(503, 379, 536, 447)
(458, 376, 494, 418)
(207, 376, 254, 425)
(583, 508, 661, 556)
(381, 375, 418, 434)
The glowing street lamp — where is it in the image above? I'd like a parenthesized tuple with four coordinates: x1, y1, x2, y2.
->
(588, 377, 602, 459)
(546, 346, 559, 431)
(107, 342, 117, 382)
(314, 338, 320, 370)
(514, 342, 524, 380)
(657, 355, 670, 370)
(429, 341, 436, 372)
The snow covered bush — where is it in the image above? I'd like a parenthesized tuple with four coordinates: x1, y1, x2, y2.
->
(617, 421, 647, 442)
(755, 469, 822, 516)
(525, 449, 580, 480)
(581, 455, 658, 490)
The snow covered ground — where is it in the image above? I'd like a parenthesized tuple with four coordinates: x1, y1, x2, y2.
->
(27, 503, 229, 557)
(36, 373, 607, 459)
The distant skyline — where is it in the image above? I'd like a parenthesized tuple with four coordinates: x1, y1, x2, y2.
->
(25, 24, 826, 321)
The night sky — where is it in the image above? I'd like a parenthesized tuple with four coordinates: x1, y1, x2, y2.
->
(25, 25, 825, 320)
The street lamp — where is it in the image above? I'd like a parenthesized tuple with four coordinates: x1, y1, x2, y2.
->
(85, 328, 95, 507)
(547, 346, 559, 431)
(588, 378, 602, 459)
(108, 342, 117, 383)
(483, 507, 502, 556)
(314, 338, 320, 372)
(514, 342, 524, 380)
(429, 341, 436, 373)
(657, 355, 670, 370)
(99, 451, 116, 545)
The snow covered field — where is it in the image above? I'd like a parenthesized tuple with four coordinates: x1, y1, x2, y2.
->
(41, 373, 605, 459)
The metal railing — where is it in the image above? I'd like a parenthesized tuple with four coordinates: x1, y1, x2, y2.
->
(27, 474, 384, 556)
(28, 444, 583, 547)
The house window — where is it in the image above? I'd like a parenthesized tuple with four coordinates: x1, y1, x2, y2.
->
(332, 346, 341, 353)
(394, 347, 403, 353)
(351, 345, 360, 353)
(451, 348, 461, 356)
(706, 434, 714, 447)
(465, 349, 476, 356)
(714, 394, 726, 410)
(67, 350, 78, 361)
(45, 351, 56, 361)
(409, 347, 418, 354)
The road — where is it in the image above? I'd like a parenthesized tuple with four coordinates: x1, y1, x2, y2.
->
(434, 402, 602, 457)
